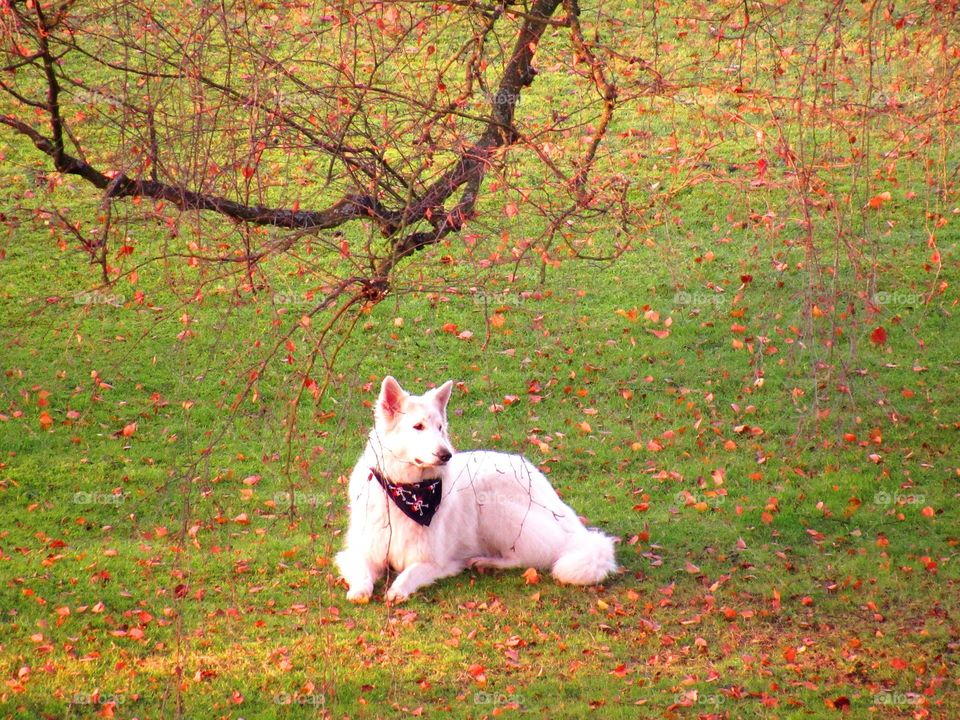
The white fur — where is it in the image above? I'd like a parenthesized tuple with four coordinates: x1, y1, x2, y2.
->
(335, 376, 618, 603)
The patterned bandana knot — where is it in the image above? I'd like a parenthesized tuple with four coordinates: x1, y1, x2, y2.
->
(369, 467, 442, 526)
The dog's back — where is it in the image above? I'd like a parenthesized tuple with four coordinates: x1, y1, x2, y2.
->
(441, 450, 617, 583)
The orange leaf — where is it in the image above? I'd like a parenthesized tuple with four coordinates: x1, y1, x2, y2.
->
(522, 567, 540, 585)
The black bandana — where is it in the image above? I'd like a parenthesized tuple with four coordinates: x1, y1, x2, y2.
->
(369, 468, 442, 526)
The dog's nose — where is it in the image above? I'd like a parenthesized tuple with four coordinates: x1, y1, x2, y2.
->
(436, 449, 452, 464)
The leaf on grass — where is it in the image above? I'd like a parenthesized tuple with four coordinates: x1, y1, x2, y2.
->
(466, 664, 486, 685)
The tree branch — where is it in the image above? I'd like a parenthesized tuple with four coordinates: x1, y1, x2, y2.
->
(0, 114, 393, 229)
(1, 0, 568, 284)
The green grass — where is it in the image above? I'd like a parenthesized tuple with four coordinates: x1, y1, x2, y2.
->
(2, 1, 960, 718)
(2, 206, 956, 718)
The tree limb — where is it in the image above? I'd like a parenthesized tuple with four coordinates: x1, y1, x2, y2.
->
(1, 0, 568, 281)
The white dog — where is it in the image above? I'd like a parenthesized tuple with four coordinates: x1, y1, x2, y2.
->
(335, 376, 617, 603)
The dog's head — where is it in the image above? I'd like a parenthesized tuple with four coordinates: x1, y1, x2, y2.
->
(371, 376, 455, 483)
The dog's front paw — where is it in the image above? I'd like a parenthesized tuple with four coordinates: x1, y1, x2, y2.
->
(385, 585, 409, 604)
(346, 586, 373, 604)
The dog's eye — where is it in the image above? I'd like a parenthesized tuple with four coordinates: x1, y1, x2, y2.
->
(413, 422, 425, 431)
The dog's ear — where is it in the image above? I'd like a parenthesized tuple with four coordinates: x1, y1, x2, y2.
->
(431, 380, 454, 412)
(377, 376, 407, 425)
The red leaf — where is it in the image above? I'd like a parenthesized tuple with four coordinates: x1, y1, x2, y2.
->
(466, 664, 486, 685)
(870, 326, 887, 345)
(609, 663, 629, 678)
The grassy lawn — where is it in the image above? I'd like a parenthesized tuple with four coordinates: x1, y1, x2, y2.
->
(2, 2, 959, 719)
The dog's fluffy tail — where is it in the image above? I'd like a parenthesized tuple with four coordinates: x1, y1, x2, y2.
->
(551, 530, 617, 585)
